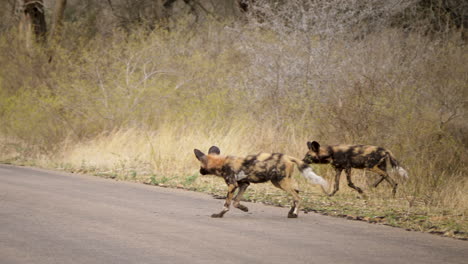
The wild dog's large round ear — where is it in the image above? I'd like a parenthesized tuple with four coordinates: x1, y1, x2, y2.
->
(307, 141, 313, 150)
(194, 149, 207, 161)
(311, 141, 320, 152)
(208, 146, 220, 155)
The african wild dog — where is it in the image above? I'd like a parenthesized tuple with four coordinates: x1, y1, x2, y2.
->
(303, 141, 408, 197)
(194, 146, 329, 218)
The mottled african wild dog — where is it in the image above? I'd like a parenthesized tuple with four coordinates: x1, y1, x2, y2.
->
(303, 141, 408, 197)
(194, 146, 329, 218)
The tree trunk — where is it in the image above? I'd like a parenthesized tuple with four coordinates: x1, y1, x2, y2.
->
(50, 0, 67, 41)
(18, 0, 47, 47)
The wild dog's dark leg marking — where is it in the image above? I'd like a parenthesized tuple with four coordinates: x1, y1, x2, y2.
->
(233, 182, 250, 212)
(329, 168, 342, 197)
(345, 168, 364, 194)
(212, 184, 237, 218)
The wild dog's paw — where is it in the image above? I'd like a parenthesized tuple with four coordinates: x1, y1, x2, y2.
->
(288, 212, 298, 218)
(235, 204, 249, 212)
(211, 213, 224, 218)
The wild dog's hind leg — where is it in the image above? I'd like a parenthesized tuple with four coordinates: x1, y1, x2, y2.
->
(272, 179, 301, 218)
(212, 184, 237, 218)
(233, 182, 250, 212)
(371, 167, 398, 196)
(345, 168, 364, 194)
(372, 158, 388, 188)
(372, 175, 385, 188)
(328, 168, 343, 197)
(386, 175, 398, 197)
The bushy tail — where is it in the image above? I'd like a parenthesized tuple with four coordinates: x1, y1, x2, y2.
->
(396, 166, 409, 179)
(290, 157, 329, 194)
(386, 153, 409, 179)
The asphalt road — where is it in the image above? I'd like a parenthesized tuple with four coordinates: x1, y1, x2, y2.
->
(0, 164, 466, 264)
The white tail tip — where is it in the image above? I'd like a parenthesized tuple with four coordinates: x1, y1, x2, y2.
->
(397, 167, 409, 179)
(303, 167, 329, 189)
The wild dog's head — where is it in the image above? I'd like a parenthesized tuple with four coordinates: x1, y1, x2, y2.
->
(194, 146, 225, 176)
(303, 141, 332, 164)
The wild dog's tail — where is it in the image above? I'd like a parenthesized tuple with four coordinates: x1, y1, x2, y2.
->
(385, 152, 409, 179)
(290, 157, 329, 194)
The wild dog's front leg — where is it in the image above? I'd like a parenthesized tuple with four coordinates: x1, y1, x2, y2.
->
(212, 183, 237, 218)
(345, 168, 364, 194)
(233, 182, 250, 212)
(328, 168, 342, 197)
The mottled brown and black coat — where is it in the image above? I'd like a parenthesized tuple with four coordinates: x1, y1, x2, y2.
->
(303, 141, 408, 196)
(194, 146, 328, 218)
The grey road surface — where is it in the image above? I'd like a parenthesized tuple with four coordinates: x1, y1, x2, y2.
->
(0, 164, 466, 264)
